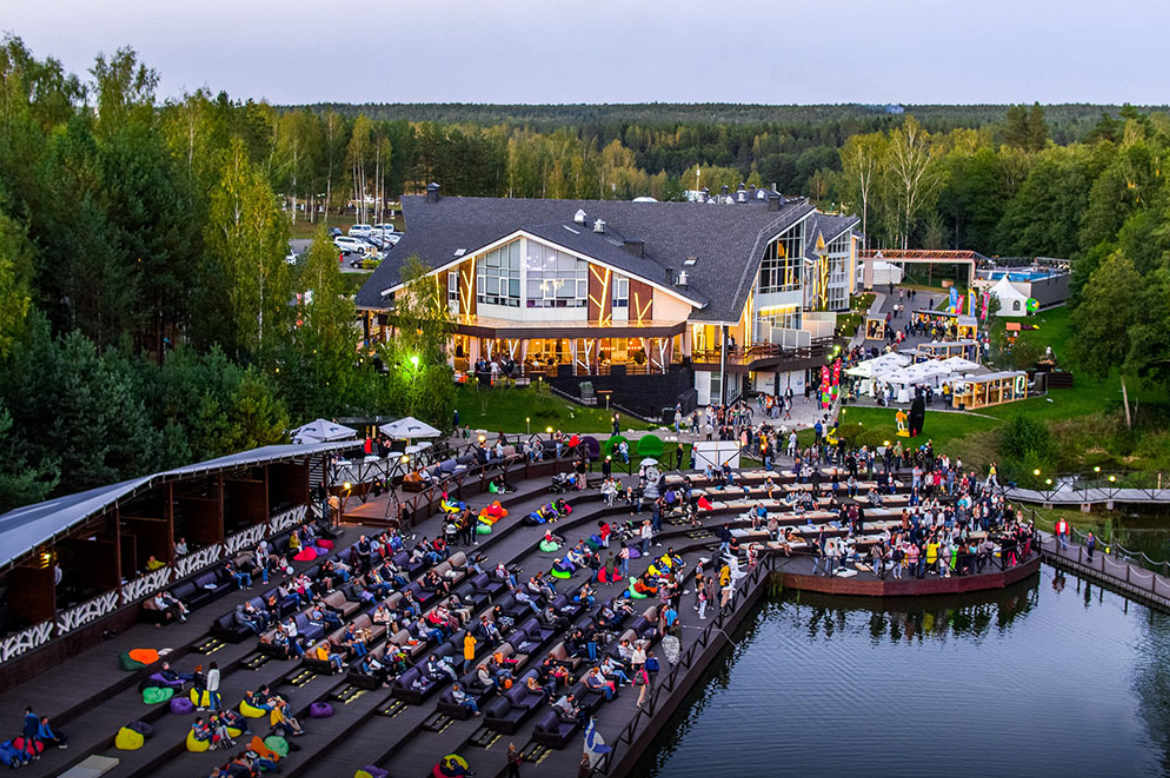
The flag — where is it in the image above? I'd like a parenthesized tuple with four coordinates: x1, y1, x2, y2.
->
(967, 289, 977, 317)
(584, 718, 612, 767)
(948, 287, 958, 313)
(981, 291, 990, 320)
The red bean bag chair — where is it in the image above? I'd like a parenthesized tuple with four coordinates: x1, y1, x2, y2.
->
(698, 496, 714, 511)
(317, 539, 335, 550)
(293, 548, 317, 562)
(13, 738, 43, 755)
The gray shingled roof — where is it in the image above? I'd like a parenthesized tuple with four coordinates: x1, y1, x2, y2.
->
(356, 194, 815, 322)
(803, 213, 861, 259)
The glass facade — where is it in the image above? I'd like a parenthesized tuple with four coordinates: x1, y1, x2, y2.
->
(525, 242, 588, 308)
(758, 227, 804, 294)
(476, 240, 521, 307)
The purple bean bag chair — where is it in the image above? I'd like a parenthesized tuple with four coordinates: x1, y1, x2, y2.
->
(628, 548, 642, 559)
(360, 767, 389, 778)
(308, 702, 333, 718)
(151, 672, 185, 689)
(170, 697, 195, 715)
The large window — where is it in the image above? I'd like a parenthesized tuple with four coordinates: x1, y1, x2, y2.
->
(758, 228, 803, 294)
(612, 276, 629, 308)
(477, 241, 521, 307)
(526, 242, 588, 308)
(448, 271, 459, 314)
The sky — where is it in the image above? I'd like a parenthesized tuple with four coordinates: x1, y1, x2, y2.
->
(5, 0, 1169, 106)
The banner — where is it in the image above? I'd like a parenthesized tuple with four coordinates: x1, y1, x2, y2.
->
(948, 287, 959, 313)
(981, 291, 990, 320)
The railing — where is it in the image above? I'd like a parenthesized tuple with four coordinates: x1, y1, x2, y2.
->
(867, 534, 1038, 580)
(595, 554, 777, 774)
(1007, 469, 1169, 504)
(1040, 524, 1170, 607)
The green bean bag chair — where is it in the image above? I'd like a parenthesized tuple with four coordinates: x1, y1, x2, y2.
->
(628, 577, 648, 599)
(550, 567, 571, 579)
(476, 524, 492, 535)
(116, 726, 145, 751)
(264, 736, 290, 758)
(119, 651, 146, 672)
(539, 539, 560, 553)
(143, 686, 174, 704)
(604, 435, 630, 459)
(488, 481, 500, 494)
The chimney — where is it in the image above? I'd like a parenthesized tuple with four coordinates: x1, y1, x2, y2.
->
(425, 182, 441, 203)
(695, 189, 707, 204)
(720, 185, 730, 199)
(574, 208, 587, 225)
(767, 192, 781, 212)
(665, 266, 675, 284)
(737, 182, 746, 203)
(749, 184, 757, 200)
(593, 218, 606, 234)
(622, 238, 644, 259)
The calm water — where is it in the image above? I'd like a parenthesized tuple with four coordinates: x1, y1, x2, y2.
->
(640, 567, 1170, 778)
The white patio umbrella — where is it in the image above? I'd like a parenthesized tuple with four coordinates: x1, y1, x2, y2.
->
(291, 418, 358, 444)
(379, 416, 442, 439)
(639, 458, 659, 467)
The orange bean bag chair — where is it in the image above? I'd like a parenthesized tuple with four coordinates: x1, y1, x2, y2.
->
(478, 502, 508, 523)
(128, 648, 160, 665)
(249, 735, 280, 762)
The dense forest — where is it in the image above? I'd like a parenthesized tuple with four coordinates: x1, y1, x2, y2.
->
(0, 34, 1168, 512)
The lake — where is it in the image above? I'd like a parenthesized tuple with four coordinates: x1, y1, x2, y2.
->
(639, 566, 1170, 778)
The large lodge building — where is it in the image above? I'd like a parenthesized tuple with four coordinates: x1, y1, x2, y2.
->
(357, 184, 860, 416)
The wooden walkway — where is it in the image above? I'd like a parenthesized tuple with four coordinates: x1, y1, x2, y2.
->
(1038, 533, 1170, 612)
(1006, 485, 1170, 507)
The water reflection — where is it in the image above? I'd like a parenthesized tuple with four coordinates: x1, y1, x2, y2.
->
(640, 567, 1170, 778)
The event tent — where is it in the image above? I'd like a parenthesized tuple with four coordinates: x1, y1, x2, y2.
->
(379, 417, 442, 439)
(989, 276, 1030, 317)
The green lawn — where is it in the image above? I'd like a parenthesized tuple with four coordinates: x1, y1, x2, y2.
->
(454, 383, 628, 434)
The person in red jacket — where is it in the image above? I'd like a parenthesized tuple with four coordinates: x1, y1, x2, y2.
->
(1054, 517, 1070, 551)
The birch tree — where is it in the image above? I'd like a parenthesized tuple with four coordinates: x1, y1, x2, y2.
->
(886, 117, 943, 249)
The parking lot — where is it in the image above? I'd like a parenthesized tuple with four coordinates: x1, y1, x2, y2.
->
(288, 238, 373, 273)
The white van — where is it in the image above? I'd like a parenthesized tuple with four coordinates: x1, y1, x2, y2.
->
(334, 236, 368, 255)
(348, 224, 373, 238)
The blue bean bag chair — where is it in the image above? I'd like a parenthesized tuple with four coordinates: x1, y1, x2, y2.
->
(0, 741, 25, 767)
(309, 702, 334, 718)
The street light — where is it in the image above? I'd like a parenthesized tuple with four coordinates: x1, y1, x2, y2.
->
(1032, 469, 1041, 476)
(343, 481, 352, 491)
(478, 434, 486, 444)
(526, 417, 530, 434)
(1093, 466, 1101, 473)
(1045, 478, 1053, 485)
(409, 354, 420, 369)
(1108, 475, 1117, 483)
(546, 427, 553, 434)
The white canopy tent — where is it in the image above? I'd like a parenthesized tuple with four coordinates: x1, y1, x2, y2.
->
(937, 356, 982, 374)
(885, 361, 956, 403)
(379, 417, 442, 440)
(291, 418, 358, 444)
(848, 353, 912, 396)
(990, 276, 1030, 318)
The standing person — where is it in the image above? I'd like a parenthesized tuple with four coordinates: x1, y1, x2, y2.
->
(640, 521, 652, 557)
(463, 631, 477, 675)
(1054, 517, 1070, 551)
(506, 742, 522, 778)
(612, 413, 621, 436)
(206, 662, 221, 711)
(21, 707, 39, 761)
(1085, 531, 1097, 563)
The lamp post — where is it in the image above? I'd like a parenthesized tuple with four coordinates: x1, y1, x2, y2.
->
(526, 417, 530, 435)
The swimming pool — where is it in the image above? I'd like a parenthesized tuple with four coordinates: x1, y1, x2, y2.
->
(986, 269, 1062, 282)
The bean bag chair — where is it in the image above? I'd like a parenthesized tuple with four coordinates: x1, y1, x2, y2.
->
(524, 512, 546, 526)
(628, 548, 641, 559)
(488, 481, 500, 494)
(483, 502, 507, 520)
(317, 539, 335, 550)
(628, 578, 648, 599)
(311, 545, 330, 557)
(116, 727, 145, 751)
(227, 726, 243, 738)
(587, 534, 603, 551)
(250, 736, 279, 761)
(128, 720, 154, 738)
(294, 548, 317, 562)
(0, 741, 25, 767)
(356, 767, 390, 778)
(434, 754, 471, 778)
(13, 737, 43, 755)
(539, 540, 560, 553)
(190, 689, 212, 708)
(129, 648, 160, 665)
(264, 736, 290, 758)
(309, 702, 334, 718)
(476, 524, 492, 535)
(170, 697, 195, 715)
(143, 686, 175, 704)
(240, 700, 267, 718)
(698, 496, 714, 511)
(119, 651, 146, 671)
(186, 730, 210, 752)
(597, 567, 609, 584)
(550, 567, 571, 580)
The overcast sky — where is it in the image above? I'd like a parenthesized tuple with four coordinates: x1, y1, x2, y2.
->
(6, 0, 1167, 106)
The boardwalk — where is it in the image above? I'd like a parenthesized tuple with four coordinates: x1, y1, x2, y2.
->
(1007, 484, 1170, 507)
(1038, 533, 1170, 612)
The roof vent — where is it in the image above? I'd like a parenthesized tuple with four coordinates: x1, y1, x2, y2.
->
(425, 182, 441, 203)
(454, 248, 466, 257)
(622, 238, 644, 259)
(677, 270, 689, 288)
(593, 219, 606, 234)
(574, 209, 587, 225)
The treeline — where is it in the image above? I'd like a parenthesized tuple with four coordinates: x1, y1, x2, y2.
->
(0, 37, 453, 512)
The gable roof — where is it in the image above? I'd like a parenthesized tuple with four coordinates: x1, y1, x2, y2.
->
(803, 213, 861, 259)
(356, 194, 815, 322)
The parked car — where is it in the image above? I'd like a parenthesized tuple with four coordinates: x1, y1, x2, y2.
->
(327, 227, 342, 238)
(285, 249, 298, 265)
(348, 224, 373, 238)
(334, 236, 367, 255)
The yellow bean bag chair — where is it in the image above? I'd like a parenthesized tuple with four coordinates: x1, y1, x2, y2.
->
(115, 726, 145, 751)
(227, 726, 242, 738)
(186, 730, 210, 753)
(189, 689, 211, 708)
(240, 700, 267, 718)
(129, 648, 160, 665)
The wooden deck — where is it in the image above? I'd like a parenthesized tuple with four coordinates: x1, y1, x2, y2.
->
(781, 554, 1041, 597)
